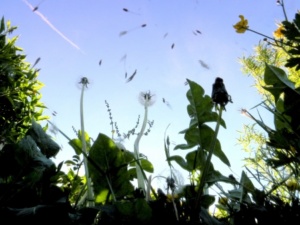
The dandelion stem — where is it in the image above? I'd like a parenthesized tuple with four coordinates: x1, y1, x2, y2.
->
(134, 104, 148, 192)
(80, 77, 94, 207)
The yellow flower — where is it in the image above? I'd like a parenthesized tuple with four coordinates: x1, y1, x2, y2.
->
(273, 23, 285, 39)
(233, 15, 249, 33)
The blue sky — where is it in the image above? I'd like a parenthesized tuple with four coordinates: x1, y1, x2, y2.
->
(1, 0, 299, 188)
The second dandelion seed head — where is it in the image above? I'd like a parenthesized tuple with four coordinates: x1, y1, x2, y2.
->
(138, 91, 156, 107)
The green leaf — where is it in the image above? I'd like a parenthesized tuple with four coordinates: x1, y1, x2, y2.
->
(88, 133, 134, 203)
(206, 170, 239, 186)
(115, 201, 134, 216)
(26, 120, 60, 158)
(200, 194, 216, 209)
(134, 198, 152, 222)
(69, 138, 83, 155)
(240, 171, 255, 194)
(185, 149, 208, 171)
(167, 155, 190, 171)
(140, 158, 154, 173)
(263, 64, 300, 102)
(263, 64, 300, 134)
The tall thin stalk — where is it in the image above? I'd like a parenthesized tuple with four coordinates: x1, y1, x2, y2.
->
(134, 105, 148, 192)
(79, 77, 94, 207)
(134, 91, 155, 195)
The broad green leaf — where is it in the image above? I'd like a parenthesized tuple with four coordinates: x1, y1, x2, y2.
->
(140, 158, 154, 173)
(135, 198, 152, 222)
(88, 133, 134, 203)
(69, 138, 82, 155)
(200, 195, 216, 209)
(198, 125, 230, 167)
(264, 64, 300, 102)
(26, 120, 60, 158)
(167, 155, 190, 171)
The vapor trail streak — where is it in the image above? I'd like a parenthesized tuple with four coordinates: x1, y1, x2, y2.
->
(22, 0, 84, 53)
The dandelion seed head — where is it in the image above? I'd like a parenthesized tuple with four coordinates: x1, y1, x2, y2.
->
(79, 77, 89, 87)
(76, 76, 93, 90)
(138, 91, 156, 107)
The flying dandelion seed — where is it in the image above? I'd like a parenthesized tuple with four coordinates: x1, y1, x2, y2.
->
(23, 0, 84, 54)
(122, 7, 141, 15)
(119, 31, 128, 36)
(126, 69, 137, 83)
(198, 60, 210, 69)
(119, 24, 147, 37)
(120, 54, 127, 62)
(162, 98, 172, 109)
(32, 0, 46, 11)
(120, 54, 127, 74)
(193, 30, 202, 36)
(31, 57, 41, 68)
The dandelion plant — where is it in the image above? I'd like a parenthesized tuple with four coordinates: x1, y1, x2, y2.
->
(134, 91, 155, 194)
(79, 77, 94, 206)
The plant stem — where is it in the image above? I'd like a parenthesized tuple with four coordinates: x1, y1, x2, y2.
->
(134, 104, 148, 193)
(280, 0, 288, 21)
(80, 81, 94, 207)
(47, 120, 117, 203)
(194, 106, 223, 213)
